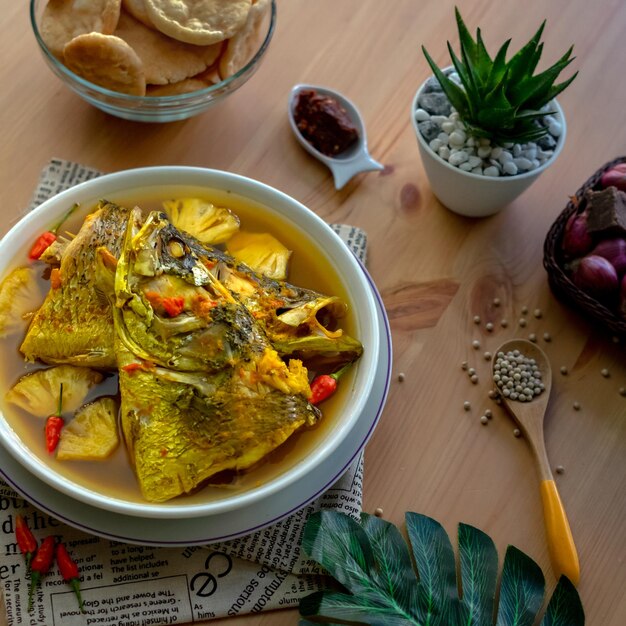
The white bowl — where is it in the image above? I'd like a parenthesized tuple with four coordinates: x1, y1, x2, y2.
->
(411, 74, 567, 218)
(0, 167, 380, 519)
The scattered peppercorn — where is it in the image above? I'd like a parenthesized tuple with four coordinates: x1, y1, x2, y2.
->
(501, 319, 508, 328)
(620, 387, 626, 397)
(573, 401, 581, 411)
(484, 409, 492, 418)
(560, 366, 568, 375)
(513, 428, 521, 437)
(374, 507, 384, 517)
(470, 375, 479, 384)
(461, 361, 468, 370)
(555, 465, 565, 474)
(601, 368, 610, 378)
(397, 372, 405, 382)
(463, 401, 471, 411)
(472, 340, 480, 349)
(543, 332, 551, 342)
(521, 306, 529, 315)
(483, 351, 492, 361)
(485, 322, 494, 332)
(480, 416, 488, 425)
(493, 298, 501, 307)
(534, 308, 542, 318)
(468, 367, 476, 376)
(519, 318, 527, 327)
(528, 333, 537, 343)
(473, 315, 481, 324)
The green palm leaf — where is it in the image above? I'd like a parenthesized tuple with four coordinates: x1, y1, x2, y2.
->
(300, 511, 585, 626)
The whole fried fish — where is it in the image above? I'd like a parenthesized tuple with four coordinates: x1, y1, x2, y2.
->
(20, 200, 130, 368)
(115, 210, 320, 502)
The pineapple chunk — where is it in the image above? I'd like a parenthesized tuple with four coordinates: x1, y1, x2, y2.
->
(226, 231, 291, 280)
(163, 198, 240, 244)
(5, 365, 103, 417)
(0, 267, 44, 338)
(57, 397, 119, 461)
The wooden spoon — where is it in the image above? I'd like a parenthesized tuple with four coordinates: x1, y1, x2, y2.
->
(493, 339, 580, 585)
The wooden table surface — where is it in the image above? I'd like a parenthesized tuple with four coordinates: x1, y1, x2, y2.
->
(1, 1, 625, 625)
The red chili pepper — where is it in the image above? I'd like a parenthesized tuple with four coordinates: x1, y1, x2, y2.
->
(309, 363, 352, 405)
(15, 515, 38, 569)
(162, 296, 185, 317)
(56, 543, 85, 613)
(45, 383, 64, 454)
(28, 231, 57, 260)
(122, 362, 143, 374)
(28, 203, 79, 261)
(28, 535, 55, 612)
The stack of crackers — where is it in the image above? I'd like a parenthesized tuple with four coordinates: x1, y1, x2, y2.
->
(40, 0, 271, 97)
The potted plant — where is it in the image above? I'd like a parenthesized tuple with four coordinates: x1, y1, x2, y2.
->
(411, 8, 577, 217)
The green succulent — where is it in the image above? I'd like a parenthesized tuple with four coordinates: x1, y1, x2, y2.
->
(422, 7, 577, 144)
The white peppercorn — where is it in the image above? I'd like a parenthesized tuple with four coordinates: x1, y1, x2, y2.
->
(485, 322, 494, 332)
(601, 368, 610, 378)
(534, 308, 542, 318)
(472, 340, 481, 349)
(464, 401, 471, 411)
(461, 361, 468, 370)
(493, 350, 544, 402)
(501, 319, 508, 328)
(560, 366, 568, 375)
(529, 333, 537, 342)
(480, 415, 489, 425)
(493, 298, 501, 307)
(513, 428, 521, 438)
(543, 332, 551, 342)
(573, 401, 581, 411)
(473, 315, 481, 324)
(484, 351, 492, 361)
(519, 318, 527, 327)
(470, 374, 479, 384)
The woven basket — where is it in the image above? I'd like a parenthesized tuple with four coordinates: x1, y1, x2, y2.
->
(543, 156, 626, 338)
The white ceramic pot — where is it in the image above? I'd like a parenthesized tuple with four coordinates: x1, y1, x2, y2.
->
(411, 76, 567, 218)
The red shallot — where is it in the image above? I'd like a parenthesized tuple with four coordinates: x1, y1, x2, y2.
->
(572, 254, 619, 300)
(591, 238, 626, 276)
(600, 163, 626, 192)
(562, 211, 592, 257)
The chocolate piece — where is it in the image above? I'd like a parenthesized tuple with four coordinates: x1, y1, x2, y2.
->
(585, 186, 626, 236)
(294, 90, 358, 157)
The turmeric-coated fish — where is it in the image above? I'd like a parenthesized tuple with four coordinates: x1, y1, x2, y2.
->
(115, 211, 320, 501)
(20, 200, 130, 368)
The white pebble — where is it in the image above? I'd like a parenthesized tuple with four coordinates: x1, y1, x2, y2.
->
(437, 132, 450, 145)
(483, 166, 500, 177)
(467, 155, 482, 168)
(471, 166, 483, 175)
(449, 151, 469, 166)
(442, 121, 456, 134)
(514, 157, 533, 171)
(429, 138, 442, 152)
(438, 146, 451, 160)
(414, 108, 430, 122)
(431, 115, 448, 125)
(490, 146, 503, 159)
(449, 130, 466, 147)
(497, 150, 513, 165)
(477, 146, 492, 158)
(450, 112, 460, 122)
(548, 120, 562, 137)
(459, 162, 473, 171)
(502, 161, 518, 176)
(523, 146, 537, 160)
(466, 136, 475, 147)
(529, 159, 540, 170)
(513, 144, 522, 157)
(478, 137, 491, 146)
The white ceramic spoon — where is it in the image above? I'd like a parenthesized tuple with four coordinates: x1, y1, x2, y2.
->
(288, 83, 383, 189)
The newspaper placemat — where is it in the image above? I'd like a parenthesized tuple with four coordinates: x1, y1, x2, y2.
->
(1, 159, 368, 625)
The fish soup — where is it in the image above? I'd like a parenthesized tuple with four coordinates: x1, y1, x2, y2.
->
(0, 187, 361, 505)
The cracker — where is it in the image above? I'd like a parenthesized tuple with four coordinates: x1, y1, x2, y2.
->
(219, 0, 269, 79)
(41, 0, 122, 59)
(114, 11, 222, 85)
(63, 33, 146, 96)
(146, 78, 207, 96)
(144, 0, 252, 45)
(121, 0, 154, 29)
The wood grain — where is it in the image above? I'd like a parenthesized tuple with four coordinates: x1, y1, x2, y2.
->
(1, 1, 625, 625)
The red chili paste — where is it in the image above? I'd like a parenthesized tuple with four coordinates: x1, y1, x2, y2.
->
(294, 89, 359, 157)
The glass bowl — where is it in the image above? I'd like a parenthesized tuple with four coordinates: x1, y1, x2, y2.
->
(30, 0, 276, 122)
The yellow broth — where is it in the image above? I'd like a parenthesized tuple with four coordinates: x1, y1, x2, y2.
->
(0, 187, 361, 505)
